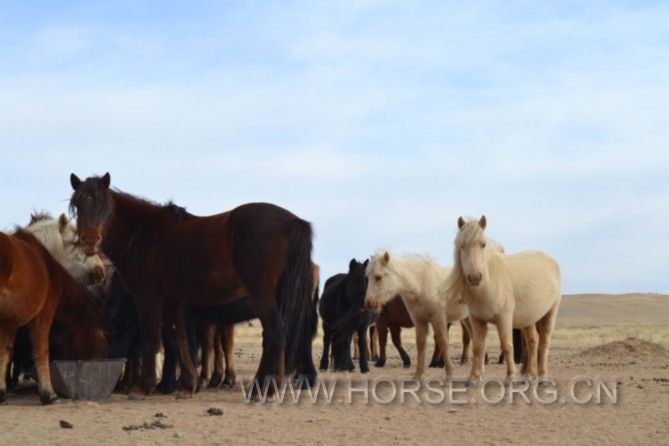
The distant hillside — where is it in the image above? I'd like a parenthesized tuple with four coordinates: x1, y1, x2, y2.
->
(559, 293, 669, 326)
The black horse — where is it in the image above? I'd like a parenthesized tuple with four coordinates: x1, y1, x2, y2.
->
(319, 259, 375, 373)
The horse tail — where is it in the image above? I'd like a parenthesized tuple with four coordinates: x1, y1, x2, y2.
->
(0, 233, 13, 284)
(276, 218, 316, 376)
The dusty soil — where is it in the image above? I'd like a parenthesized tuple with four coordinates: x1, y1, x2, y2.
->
(2, 294, 669, 445)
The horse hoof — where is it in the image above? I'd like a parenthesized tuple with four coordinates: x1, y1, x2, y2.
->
(402, 362, 411, 369)
(156, 382, 176, 395)
(374, 359, 386, 368)
(0, 390, 6, 404)
(128, 393, 145, 401)
(537, 378, 553, 387)
(38, 389, 59, 405)
(209, 374, 223, 388)
(175, 391, 193, 400)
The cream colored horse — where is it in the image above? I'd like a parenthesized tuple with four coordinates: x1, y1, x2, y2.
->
(443, 216, 561, 385)
(24, 213, 105, 285)
(364, 251, 470, 380)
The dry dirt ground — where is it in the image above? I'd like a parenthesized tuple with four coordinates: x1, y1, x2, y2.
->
(3, 293, 669, 445)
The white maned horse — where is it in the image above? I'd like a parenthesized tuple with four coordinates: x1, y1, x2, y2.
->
(24, 212, 106, 285)
(443, 216, 561, 386)
(364, 251, 469, 380)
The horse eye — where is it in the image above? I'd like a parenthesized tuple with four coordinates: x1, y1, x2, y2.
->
(375, 275, 382, 282)
(481, 242, 487, 248)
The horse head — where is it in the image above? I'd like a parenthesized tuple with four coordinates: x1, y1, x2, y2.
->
(69, 172, 112, 256)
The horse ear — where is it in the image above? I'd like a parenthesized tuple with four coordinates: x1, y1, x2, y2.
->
(479, 215, 487, 230)
(101, 172, 111, 188)
(349, 258, 357, 270)
(457, 216, 465, 229)
(70, 173, 82, 190)
(382, 251, 390, 265)
(363, 259, 369, 268)
(58, 214, 68, 233)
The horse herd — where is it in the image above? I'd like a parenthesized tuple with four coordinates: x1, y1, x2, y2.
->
(0, 173, 561, 405)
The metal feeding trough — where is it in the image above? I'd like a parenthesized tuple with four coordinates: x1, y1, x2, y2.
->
(50, 359, 126, 400)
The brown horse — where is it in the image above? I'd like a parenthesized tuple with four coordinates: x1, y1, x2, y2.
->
(0, 230, 106, 404)
(69, 173, 317, 395)
(374, 296, 485, 368)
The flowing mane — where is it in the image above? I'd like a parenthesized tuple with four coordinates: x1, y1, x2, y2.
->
(442, 218, 503, 306)
(22, 214, 74, 262)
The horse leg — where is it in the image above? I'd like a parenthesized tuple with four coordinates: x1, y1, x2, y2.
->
(210, 326, 224, 387)
(320, 329, 331, 371)
(390, 325, 411, 368)
(521, 325, 538, 380)
(432, 316, 454, 380)
(414, 320, 428, 380)
(369, 325, 378, 362)
(169, 303, 198, 394)
(357, 325, 369, 373)
(28, 312, 58, 404)
(513, 329, 524, 364)
(429, 332, 443, 368)
(496, 314, 517, 385)
(536, 304, 559, 381)
(0, 326, 16, 404)
(198, 323, 214, 389)
(456, 320, 468, 365)
(156, 325, 178, 394)
(221, 324, 236, 388)
(352, 332, 359, 360)
(375, 323, 388, 368)
(468, 318, 488, 386)
(251, 299, 285, 393)
(133, 298, 163, 396)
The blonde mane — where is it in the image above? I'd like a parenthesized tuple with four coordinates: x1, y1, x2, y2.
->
(442, 218, 504, 306)
(23, 217, 67, 261)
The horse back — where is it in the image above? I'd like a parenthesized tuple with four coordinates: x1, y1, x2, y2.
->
(0, 232, 52, 326)
(0, 232, 13, 283)
(319, 274, 347, 323)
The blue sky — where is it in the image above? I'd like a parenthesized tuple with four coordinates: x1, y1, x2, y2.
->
(1, 1, 667, 293)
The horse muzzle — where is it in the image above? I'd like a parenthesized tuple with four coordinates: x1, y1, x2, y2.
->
(364, 299, 381, 312)
(467, 273, 482, 287)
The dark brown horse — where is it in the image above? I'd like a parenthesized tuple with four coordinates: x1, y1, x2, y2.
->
(374, 296, 484, 368)
(69, 173, 317, 395)
(0, 230, 106, 404)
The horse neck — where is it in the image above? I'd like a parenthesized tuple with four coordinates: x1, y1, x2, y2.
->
(467, 246, 506, 300)
(102, 191, 164, 265)
(389, 257, 426, 298)
(25, 223, 64, 261)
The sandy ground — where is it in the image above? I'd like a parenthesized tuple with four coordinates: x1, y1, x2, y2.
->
(3, 293, 669, 445)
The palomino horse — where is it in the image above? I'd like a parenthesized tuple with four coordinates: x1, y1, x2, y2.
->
(69, 173, 317, 395)
(443, 216, 561, 385)
(364, 251, 470, 380)
(25, 212, 106, 285)
(0, 230, 107, 404)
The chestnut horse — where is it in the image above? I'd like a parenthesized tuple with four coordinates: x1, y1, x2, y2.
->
(0, 230, 107, 404)
(69, 173, 317, 395)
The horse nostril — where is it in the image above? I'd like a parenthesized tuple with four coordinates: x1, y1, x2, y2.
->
(467, 274, 481, 285)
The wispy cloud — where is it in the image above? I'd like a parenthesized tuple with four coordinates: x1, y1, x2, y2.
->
(0, 1, 667, 292)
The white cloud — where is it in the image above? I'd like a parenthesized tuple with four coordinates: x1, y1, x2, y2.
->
(0, 1, 668, 293)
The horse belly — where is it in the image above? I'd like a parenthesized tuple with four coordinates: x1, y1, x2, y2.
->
(0, 289, 43, 326)
(508, 252, 561, 327)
